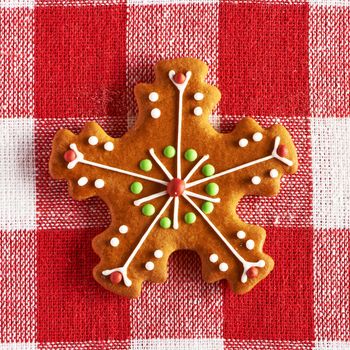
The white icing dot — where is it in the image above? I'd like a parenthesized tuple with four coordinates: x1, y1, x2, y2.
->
(251, 176, 261, 185)
(239, 138, 248, 148)
(237, 230, 246, 239)
(149, 92, 159, 102)
(154, 250, 163, 259)
(151, 108, 161, 119)
(194, 92, 204, 101)
(270, 169, 279, 178)
(219, 262, 229, 272)
(77, 177, 88, 186)
(88, 136, 98, 145)
(104, 141, 114, 151)
(119, 225, 128, 234)
(258, 260, 266, 267)
(209, 254, 218, 263)
(145, 261, 154, 271)
(94, 179, 105, 188)
(246, 239, 255, 250)
(252, 132, 263, 142)
(193, 106, 203, 116)
(110, 237, 119, 247)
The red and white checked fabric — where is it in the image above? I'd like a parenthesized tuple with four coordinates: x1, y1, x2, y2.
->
(0, 0, 349, 349)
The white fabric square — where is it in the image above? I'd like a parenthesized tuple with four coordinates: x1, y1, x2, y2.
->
(311, 118, 350, 229)
(309, 0, 350, 6)
(315, 341, 350, 350)
(0, 344, 37, 350)
(127, 0, 219, 4)
(131, 338, 224, 350)
(0, 1, 34, 8)
(0, 118, 36, 230)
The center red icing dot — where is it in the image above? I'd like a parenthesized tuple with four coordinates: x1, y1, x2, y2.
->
(174, 72, 186, 84)
(277, 144, 288, 157)
(167, 178, 185, 197)
(64, 149, 76, 162)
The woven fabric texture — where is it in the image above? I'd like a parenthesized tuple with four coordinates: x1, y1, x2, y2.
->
(0, 0, 349, 349)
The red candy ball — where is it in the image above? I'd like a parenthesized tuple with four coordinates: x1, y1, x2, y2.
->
(247, 267, 259, 279)
(277, 144, 288, 157)
(110, 271, 122, 285)
(174, 72, 186, 84)
(64, 149, 76, 162)
(167, 178, 185, 197)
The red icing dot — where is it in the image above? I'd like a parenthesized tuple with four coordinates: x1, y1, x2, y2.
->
(174, 72, 186, 84)
(167, 178, 185, 197)
(247, 267, 259, 279)
(277, 144, 288, 157)
(64, 149, 76, 162)
(110, 271, 122, 285)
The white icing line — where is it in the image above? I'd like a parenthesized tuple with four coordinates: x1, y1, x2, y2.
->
(102, 196, 173, 287)
(173, 196, 179, 229)
(186, 136, 293, 188)
(183, 154, 209, 183)
(149, 148, 173, 180)
(183, 193, 264, 284)
(271, 136, 294, 166)
(67, 144, 167, 186)
(133, 190, 168, 207)
(168, 70, 192, 179)
(186, 154, 273, 188)
(184, 190, 221, 203)
(67, 143, 84, 169)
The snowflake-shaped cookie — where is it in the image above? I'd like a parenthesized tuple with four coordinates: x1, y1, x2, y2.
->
(50, 58, 298, 298)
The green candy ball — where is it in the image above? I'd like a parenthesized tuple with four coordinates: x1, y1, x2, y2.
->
(130, 181, 143, 194)
(142, 204, 155, 216)
(184, 148, 198, 162)
(184, 212, 196, 224)
(160, 217, 172, 229)
(202, 164, 215, 177)
(201, 201, 214, 214)
(139, 159, 152, 172)
(163, 145, 176, 158)
(205, 182, 219, 196)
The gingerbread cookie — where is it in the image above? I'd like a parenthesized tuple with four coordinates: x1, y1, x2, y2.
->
(49, 58, 298, 298)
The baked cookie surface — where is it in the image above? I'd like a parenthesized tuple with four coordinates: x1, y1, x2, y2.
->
(50, 58, 298, 298)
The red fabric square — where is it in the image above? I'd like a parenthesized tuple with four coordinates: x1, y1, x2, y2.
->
(34, 5, 127, 121)
(37, 228, 130, 342)
(223, 226, 315, 340)
(218, 3, 309, 117)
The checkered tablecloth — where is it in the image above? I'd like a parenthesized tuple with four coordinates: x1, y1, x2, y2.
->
(1, 0, 349, 349)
